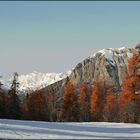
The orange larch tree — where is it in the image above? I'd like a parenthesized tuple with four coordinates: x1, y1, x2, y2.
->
(22, 90, 49, 121)
(90, 82, 106, 121)
(62, 82, 78, 121)
(77, 83, 90, 121)
(103, 88, 119, 122)
(119, 48, 140, 123)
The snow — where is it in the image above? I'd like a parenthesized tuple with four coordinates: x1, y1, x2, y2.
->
(90, 47, 133, 67)
(127, 51, 133, 58)
(0, 119, 139, 139)
(4, 71, 72, 93)
(118, 47, 126, 51)
(118, 47, 133, 58)
(97, 48, 116, 66)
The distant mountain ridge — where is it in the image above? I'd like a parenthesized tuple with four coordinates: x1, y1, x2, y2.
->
(2, 71, 72, 94)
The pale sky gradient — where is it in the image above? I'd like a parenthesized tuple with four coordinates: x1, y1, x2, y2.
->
(0, 1, 140, 79)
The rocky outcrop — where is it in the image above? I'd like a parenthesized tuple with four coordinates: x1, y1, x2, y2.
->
(43, 47, 135, 102)
(69, 47, 134, 91)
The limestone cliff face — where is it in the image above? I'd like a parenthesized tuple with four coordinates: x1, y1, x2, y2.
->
(43, 47, 135, 100)
(69, 48, 134, 90)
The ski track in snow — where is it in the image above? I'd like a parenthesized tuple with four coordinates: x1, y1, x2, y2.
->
(0, 119, 140, 139)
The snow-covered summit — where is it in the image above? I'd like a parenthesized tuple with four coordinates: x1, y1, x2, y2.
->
(89, 47, 133, 65)
(4, 70, 72, 93)
(91, 47, 132, 58)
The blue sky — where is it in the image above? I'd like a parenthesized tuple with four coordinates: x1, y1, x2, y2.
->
(0, 1, 140, 79)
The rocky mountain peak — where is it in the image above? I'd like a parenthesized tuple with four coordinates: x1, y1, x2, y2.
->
(68, 47, 134, 90)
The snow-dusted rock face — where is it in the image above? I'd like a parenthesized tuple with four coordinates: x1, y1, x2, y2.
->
(68, 47, 134, 91)
(43, 47, 135, 101)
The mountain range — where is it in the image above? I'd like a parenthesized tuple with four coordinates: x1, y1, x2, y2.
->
(0, 47, 135, 99)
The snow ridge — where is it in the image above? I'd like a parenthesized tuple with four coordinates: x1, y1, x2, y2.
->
(90, 47, 133, 66)
(4, 71, 72, 93)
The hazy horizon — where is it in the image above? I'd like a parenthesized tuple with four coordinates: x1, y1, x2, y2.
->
(0, 1, 140, 79)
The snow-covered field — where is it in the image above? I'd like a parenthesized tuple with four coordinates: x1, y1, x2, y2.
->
(0, 119, 140, 139)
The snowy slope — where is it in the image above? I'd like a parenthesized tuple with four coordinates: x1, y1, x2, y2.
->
(4, 71, 71, 92)
(0, 119, 140, 139)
